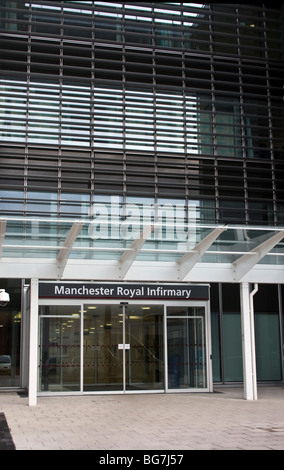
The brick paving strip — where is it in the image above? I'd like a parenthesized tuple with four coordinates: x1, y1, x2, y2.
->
(0, 413, 15, 450)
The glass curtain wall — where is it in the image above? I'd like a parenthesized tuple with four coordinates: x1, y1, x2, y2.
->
(211, 283, 283, 384)
(0, 3, 284, 226)
(0, 280, 22, 389)
(254, 286, 282, 381)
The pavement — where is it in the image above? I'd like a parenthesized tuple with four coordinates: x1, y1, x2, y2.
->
(0, 386, 284, 451)
(0, 413, 15, 450)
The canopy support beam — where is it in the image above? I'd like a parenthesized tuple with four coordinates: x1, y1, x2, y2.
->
(176, 227, 227, 281)
(232, 231, 284, 282)
(57, 221, 84, 278)
(118, 225, 154, 279)
(0, 220, 7, 258)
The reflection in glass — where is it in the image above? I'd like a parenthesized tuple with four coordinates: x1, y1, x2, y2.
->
(39, 314, 80, 392)
(167, 307, 207, 389)
(83, 305, 123, 392)
(125, 305, 164, 391)
(83, 304, 164, 392)
(0, 311, 21, 388)
(0, 280, 21, 389)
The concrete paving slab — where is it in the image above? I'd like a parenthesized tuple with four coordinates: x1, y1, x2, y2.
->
(0, 386, 283, 451)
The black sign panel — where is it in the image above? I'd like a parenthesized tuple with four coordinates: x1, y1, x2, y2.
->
(39, 283, 210, 301)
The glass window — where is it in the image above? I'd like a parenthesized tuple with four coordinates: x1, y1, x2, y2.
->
(215, 98, 242, 158)
(0, 190, 24, 215)
(266, 9, 284, 60)
(39, 305, 80, 316)
(27, 191, 58, 216)
(222, 284, 243, 382)
(60, 193, 90, 217)
(271, 100, 284, 162)
(243, 101, 271, 159)
(239, 8, 265, 58)
(254, 285, 282, 381)
(167, 306, 205, 317)
(0, 280, 22, 389)
(0, 79, 27, 143)
(210, 284, 222, 383)
(219, 200, 246, 225)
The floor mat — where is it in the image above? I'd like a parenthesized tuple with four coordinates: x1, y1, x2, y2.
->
(0, 413, 15, 450)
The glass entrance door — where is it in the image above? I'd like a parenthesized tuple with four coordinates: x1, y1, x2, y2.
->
(83, 304, 164, 392)
(167, 307, 208, 390)
(83, 304, 123, 392)
(38, 302, 211, 395)
(125, 305, 164, 391)
(38, 306, 81, 393)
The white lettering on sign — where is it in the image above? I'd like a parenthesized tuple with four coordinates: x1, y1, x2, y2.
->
(54, 285, 192, 299)
(55, 285, 115, 297)
(39, 283, 211, 300)
(146, 286, 192, 299)
(117, 286, 144, 298)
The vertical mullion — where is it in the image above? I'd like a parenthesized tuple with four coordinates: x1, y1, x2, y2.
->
(277, 285, 284, 381)
(209, 5, 219, 224)
(164, 305, 168, 393)
(236, 7, 249, 224)
(123, 305, 126, 393)
(58, 4, 64, 217)
(24, 2, 32, 216)
(263, 7, 278, 226)
(80, 303, 84, 393)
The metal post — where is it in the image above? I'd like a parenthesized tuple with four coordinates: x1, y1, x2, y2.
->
(28, 279, 39, 406)
(240, 282, 258, 400)
(249, 284, 258, 400)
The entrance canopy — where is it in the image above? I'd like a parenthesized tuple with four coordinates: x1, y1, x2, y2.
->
(0, 217, 284, 283)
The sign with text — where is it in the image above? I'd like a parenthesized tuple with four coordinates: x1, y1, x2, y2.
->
(39, 282, 210, 301)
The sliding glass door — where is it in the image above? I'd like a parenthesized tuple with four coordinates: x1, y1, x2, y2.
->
(125, 304, 164, 391)
(38, 302, 210, 394)
(167, 307, 208, 390)
(83, 304, 123, 392)
(83, 304, 164, 392)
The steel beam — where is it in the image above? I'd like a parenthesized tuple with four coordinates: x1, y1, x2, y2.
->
(0, 220, 7, 258)
(118, 225, 154, 279)
(232, 231, 284, 282)
(177, 227, 227, 281)
(57, 221, 84, 278)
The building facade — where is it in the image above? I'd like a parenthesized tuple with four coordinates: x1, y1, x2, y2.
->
(0, 1, 284, 404)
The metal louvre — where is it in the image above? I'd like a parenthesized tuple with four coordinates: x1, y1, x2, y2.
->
(0, 1, 283, 228)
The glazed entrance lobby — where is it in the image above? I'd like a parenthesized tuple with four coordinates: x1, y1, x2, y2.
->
(38, 286, 210, 395)
(1, 217, 284, 405)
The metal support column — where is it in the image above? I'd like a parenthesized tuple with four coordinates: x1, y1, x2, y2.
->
(28, 279, 39, 406)
(240, 282, 258, 400)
